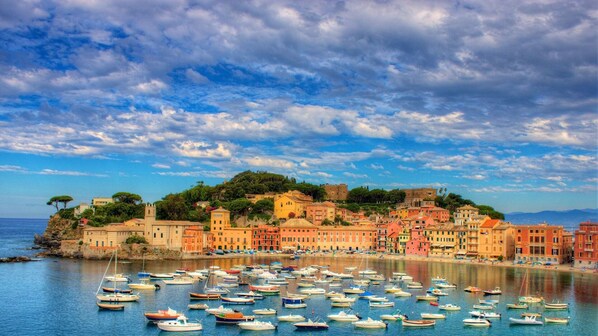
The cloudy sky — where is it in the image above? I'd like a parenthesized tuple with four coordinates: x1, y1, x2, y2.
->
(0, 0, 596, 218)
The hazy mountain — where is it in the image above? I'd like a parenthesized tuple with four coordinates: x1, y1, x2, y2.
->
(505, 209, 598, 231)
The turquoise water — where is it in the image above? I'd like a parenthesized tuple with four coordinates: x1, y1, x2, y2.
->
(0, 218, 596, 335)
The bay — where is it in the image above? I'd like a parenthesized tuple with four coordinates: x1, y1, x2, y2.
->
(0, 218, 596, 335)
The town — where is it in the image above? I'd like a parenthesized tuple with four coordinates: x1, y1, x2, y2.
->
(69, 185, 597, 270)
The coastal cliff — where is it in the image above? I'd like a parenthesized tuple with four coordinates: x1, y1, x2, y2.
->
(34, 215, 81, 256)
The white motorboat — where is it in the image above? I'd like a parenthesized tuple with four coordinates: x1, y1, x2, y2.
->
(297, 282, 315, 288)
(163, 277, 194, 285)
(519, 296, 544, 304)
(343, 286, 365, 294)
(205, 305, 235, 315)
(431, 276, 446, 282)
(469, 311, 501, 318)
(327, 310, 360, 322)
(420, 313, 446, 319)
(509, 316, 544, 325)
(331, 301, 352, 308)
(221, 297, 255, 305)
(367, 296, 389, 302)
(385, 286, 403, 293)
(236, 291, 265, 300)
(358, 269, 378, 276)
(483, 287, 502, 295)
(544, 302, 569, 310)
(436, 283, 457, 289)
(416, 295, 438, 302)
(253, 308, 277, 315)
(300, 288, 326, 295)
(394, 290, 412, 297)
(337, 273, 354, 279)
(479, 299, 499, 305)
(407, 282, 423, 289)
(353, 317, 387, 329)
(188, 303, 209, 310)
(285, 293, 309, 300)
(369, 301, 394, 308)
(473, 304, 496, 310)
(128, 279, 160, 290)
(284, 303, 307, 309)
(439, 304, 461, 311)
(431, 289, 448, 296)
(104, 274, 129, 282)
(325, 291, 344, 298)
(238, 321, 276, 331)
(402, 319, 435, 327)
(157, 316, 202, 332)
(278, 314, 306, 322)
(463, 317, 491, 327)
(294, 319, 329, 330)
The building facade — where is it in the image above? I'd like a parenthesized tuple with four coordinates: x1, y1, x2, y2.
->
(305, 202, 336, 226)
(252, 224, 280, 251)
(274, 191, 313, 220)
(280, 218, 318, 251)
(574, 221, 598, 269)
(515, 223, 565, 264)
(322, 184, 349, 201)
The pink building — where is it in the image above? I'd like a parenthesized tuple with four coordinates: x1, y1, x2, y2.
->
(405, 226, 429, 257)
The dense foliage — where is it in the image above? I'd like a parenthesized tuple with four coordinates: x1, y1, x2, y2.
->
(347, 187, 405, 204)
(125, 234, 148, 244)
(436, 193, 504, 219)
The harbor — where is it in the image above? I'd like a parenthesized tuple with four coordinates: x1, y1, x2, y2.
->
(1, 253, 596, 335)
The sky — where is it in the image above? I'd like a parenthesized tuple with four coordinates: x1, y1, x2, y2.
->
(0, 0, 596, 218)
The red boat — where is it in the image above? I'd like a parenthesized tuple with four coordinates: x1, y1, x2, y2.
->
(215, 312, 255, 324)
(249, 285, 279, 291)
(144, 308, 182, 321)
(225, 269, 241, 274)
(189, 292, 222, 300)
(430, 301, 439, 306)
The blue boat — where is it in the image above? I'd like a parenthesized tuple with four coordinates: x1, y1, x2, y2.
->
(359, 291, 374, 299)
(282, 297, 304, 305)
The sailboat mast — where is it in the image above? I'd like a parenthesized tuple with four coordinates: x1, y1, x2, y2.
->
(96, 251, 115, 295)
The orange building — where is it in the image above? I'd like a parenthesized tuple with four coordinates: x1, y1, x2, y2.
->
(574, 221, 598, 269)
(306, 201, 336, 225)
(252, 224, 280, 251)
(515, 223, 565, 264)
(280, 218, 318, 251)
(182, 226, 213, 253)
(317, 225, 377, 252)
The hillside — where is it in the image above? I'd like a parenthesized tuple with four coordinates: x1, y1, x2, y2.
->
(505, 209, 597, 231)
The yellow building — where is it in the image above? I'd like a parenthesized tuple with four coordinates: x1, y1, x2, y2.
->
(454, 204, 479, 226)
(396, 206, 409, 219)
(91, 197, 114, 207)
(84, 222, 145, 249)
(274, 190, 313, 220)
(210, 207, 252, 251)
(425, 223, 458, 258)
(317, 225, 377, 251)
(478, 219, 515, 260)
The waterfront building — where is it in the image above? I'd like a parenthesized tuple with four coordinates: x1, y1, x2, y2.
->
(563, 230, 574, 263)
(514, 223, 565, 264)
(280, 218, 318, 251)
(425, 223, 459, 258)
(210, 207, 252, 251)
(478, 219, 515, 260)
(84, 204, 201, 251)
(182, 226, 213, 254)
(375, 223, 388, 252)
(405, 225, 429, 256)
(322, 183, 348, 201)
(317, 225, 377, 251)
(574, 221, 598, 269)
(252, 224, 280, 251)
(91, 197, 114, 207)
(274, 190, 313, 220)
(305, 202, 336, 226)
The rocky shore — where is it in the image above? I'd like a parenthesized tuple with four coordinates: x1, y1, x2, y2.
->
(0, 256, 39, 263)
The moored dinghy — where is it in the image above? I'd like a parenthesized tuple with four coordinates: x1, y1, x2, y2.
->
(439, 303, 461, 311)
(420, 313, 446, 319)
(544, 317, 570, 324)
(294, 318, 329, 330)
(402, 319, 436, 327)
(253, 308, 277, 315)
(96, 302, 124, 310)
(277, 314, 306, 322)
(509, 315, 544, 325)
(144, 308, 182, 322)
(327, 310, 360, 322)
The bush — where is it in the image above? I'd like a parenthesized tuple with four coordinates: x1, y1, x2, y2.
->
(125, 235, 148, 244)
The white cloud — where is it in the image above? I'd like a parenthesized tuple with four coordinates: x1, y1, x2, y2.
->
(243, 157, 295, 169)
(172, 141, 233, 159)
(152, 163, 171, 169)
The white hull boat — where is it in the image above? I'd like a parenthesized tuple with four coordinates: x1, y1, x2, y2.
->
(277, 314, 306, 322)
(470, 311, 501, 318)
(509, 316, 543, 325)
(353, 318, 387, 329)
(157, 316, 202, 332)
(463, 318, 491, 327)
(439, 304, 461, 311)
(238, 321, 276, 330)
(253, 308, 277, 315)
(327, 311, 360, 322)
(421, 313, 446, 319)
(369, 301, 394, 308)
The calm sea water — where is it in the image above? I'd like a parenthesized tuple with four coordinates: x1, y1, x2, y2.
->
(0, 218, 596, 336)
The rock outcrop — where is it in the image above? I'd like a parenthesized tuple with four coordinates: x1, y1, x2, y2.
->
(35, 215, 82, 256)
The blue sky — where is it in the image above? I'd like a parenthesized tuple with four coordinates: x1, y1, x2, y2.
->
(0, 0, 596, 218)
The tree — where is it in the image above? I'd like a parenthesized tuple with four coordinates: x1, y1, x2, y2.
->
(368, 189, 387, 203)
(251, 198, 274, 214)
(112, 192, 143, 205)
(321, 219, 334, 226)
(477, 205, 505, 220)
(47, 195, 73, 212)
(226, 198, 252, 217)
(348, 187, 369, 203)
(156, 194, 190, 220)
(385, 189, 406, 204)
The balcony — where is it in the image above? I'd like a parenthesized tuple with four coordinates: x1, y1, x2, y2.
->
(585, 248, 594, 252)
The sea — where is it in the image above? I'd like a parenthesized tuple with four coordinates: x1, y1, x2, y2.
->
(0, 218, 597, 336)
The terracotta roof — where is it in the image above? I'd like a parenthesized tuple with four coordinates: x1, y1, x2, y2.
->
(457, 204, 478, 211)
(481, 219, 500, 229)
(280, 218, 316, 228)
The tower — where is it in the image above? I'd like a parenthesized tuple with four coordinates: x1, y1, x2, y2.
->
(145, 203, 156, 244)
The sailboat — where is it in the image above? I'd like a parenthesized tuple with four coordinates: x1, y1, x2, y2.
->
(138, 254, 150, 278)
(518, 270, 543, 303)
(203, 270, 229, 294)
(96, 249, 140, 302)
